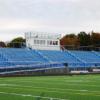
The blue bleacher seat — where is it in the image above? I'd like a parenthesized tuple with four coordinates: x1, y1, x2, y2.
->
(0, 48, 100, 72)
(70, 50, 100, 67)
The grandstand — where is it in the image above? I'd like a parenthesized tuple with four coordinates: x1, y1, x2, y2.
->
(0, 32, 100, 76)
(0, 48, 100, 75)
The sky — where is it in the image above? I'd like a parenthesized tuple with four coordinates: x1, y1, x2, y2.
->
(0, 0, 100, 41)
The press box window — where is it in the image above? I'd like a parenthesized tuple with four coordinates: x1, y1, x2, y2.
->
(47, 41, 58, 45)
(34, 40, 45, 45)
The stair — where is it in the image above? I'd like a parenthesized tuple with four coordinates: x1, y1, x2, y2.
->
(66, 50, 86, 64)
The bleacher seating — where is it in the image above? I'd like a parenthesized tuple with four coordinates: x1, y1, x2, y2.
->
(0, 48, 100, 74)
(0, 48, 65, 74)
(70, 51, 100, 67)
(38, 50, 84, 67)
(0, 48, 47, 62)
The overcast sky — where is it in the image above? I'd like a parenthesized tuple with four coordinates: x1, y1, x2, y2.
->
(0, 0, 100, 41)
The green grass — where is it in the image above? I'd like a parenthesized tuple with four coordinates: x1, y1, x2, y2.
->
(0, 75, 100, 100)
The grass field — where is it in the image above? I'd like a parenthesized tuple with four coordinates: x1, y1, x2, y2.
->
(0, 75, 100, 100)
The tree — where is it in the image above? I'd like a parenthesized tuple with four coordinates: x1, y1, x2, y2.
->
(11, 37, 25, 43)
(7, 37, 25, 48)
(91, 32, 100, 47)
(60, 34, 79, 46)
(60, 34, 79, 50)
(78, 32, 91, 46)
(0, 41, 6, 47)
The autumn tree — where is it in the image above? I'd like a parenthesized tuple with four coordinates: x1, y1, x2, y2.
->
(60, 34, 78, 45)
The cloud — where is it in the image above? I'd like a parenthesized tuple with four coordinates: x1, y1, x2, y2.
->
(0, 0, 100, 41)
